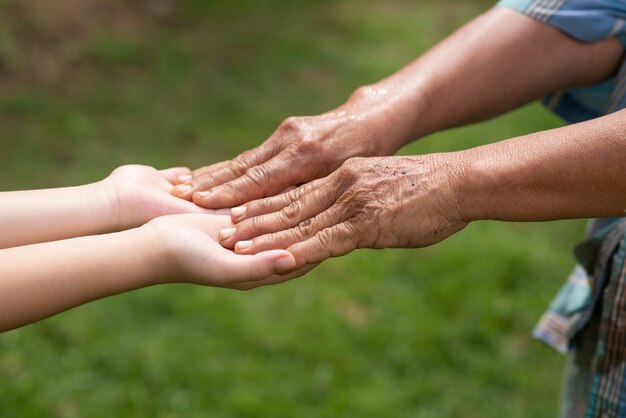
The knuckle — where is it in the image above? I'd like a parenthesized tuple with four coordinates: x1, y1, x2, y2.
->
(281, 200, 304, 224)
(254, 198, 274, 214)
(349, 85, 375, 101)
(316, 228, 334, 249)
(287, 186, 307, 202)
(192, 173, 219, 189)
(245, 166, 270, 190)
(295, 218, 314, 238)
(260, 232, 282, 250)
(278, 117, 313, 142)
(247, 216, 266, 235)
(280, 116, 302, 132)
(337, 159, 360, 181)
(231, 154, 253, 175)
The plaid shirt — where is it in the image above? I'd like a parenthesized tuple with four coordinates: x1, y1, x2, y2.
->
(499, 0, 626, 122)
(496, 1, 626, 417)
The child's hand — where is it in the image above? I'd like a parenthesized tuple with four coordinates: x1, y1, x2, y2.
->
(103, 165, 219, 230)
(143, 214, 312, 289)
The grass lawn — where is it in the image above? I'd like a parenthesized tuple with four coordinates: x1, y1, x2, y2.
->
(0, 0, 581, 416)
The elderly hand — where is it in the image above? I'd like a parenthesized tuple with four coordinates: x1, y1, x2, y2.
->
(171, 86, 416, 209)
(217, 155, 469, 269)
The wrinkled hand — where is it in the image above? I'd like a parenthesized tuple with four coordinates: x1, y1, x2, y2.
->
(218, 155, 469, 269)
(171, 87, 410, 209)
(104, 165, 218, 230)
(145, 214, 316, 290)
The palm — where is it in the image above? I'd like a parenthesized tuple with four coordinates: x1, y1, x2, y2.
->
(107, 165, 219, 230)
(148, 214, 316, 289)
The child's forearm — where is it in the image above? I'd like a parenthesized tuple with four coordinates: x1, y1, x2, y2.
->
(0, 181, 115, 248)
(0, 227, 159, 332)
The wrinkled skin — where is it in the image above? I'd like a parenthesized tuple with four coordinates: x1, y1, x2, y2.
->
(171, 87, 412, 209)
(218, 155, 469, 270)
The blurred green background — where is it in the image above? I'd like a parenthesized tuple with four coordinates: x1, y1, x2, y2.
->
(0, 0, 581, 416)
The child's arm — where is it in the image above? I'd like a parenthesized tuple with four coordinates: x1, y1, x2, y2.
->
(0, 165, 213, 249)
(0, 214, 302, 332)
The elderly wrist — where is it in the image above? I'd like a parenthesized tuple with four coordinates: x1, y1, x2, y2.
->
(447, 149, 496, 223)
(346, 83, 432, 151)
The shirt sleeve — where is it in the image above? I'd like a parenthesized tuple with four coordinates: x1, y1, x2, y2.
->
(497, 0, 626, 123)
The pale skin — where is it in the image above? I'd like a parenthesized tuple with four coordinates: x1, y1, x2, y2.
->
(170, 8, 625, 276)
(0, 165, 301, 332)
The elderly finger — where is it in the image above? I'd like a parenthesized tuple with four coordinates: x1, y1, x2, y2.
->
(287, 221, 360, 269)
(192, 152, 311, 209)
(173, 145, 276, 198)
(221, 184, 339, 246)
(227, 201, 347, 253)
(230, 177, 326, 222)
(171, 161, 229, 195)
(190, 160, 231, 178)
(194, 143, 276, 179)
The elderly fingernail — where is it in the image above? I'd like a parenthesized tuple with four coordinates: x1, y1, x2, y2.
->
(175, 184, 192, 193)
(178, 174, 192, 183)
(231, 206, 247, 218)
(219, 227, 236, 241)
(195, 190, 212, 199)
(235, 240, 253, 252)
(275, 256, 295, 272)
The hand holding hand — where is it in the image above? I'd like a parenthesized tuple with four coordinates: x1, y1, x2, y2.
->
(144, 214, 314, 290)
(218, 155, 469, 269)
(103, 165, 219, 231)
(171, 87, 415, 209)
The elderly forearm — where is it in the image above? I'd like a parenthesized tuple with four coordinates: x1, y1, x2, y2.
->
(346, 7, 623, 150)
(456, 109, 626, 222)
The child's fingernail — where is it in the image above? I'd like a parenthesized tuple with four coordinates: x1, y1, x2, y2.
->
(175, 184, 192, 193)
(235, 240, 253, 252)
(275, 256, 296, 272)
(178, 174, 192, 182)
(220, 227, 236, 241)
(231, 206, 247, 218)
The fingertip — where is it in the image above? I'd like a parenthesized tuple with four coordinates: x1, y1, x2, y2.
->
(219, 227, 237, 241)
(230, 206, 248, 223)
(235, 240, 254, 254)
(171, 183, 193, 198)
(192, 190, 211, 206)
(219, 227, 237, 248)
(193, 188, 236, 209)
(275, 254, 296, 272)
(177, 174, 193, 184)
(254, 250, 296, 274)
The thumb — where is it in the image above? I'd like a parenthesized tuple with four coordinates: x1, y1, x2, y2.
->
(218, 250, 296, 282)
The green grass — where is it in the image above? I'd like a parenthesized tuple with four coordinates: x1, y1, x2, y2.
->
(0, 0, 579, 416)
